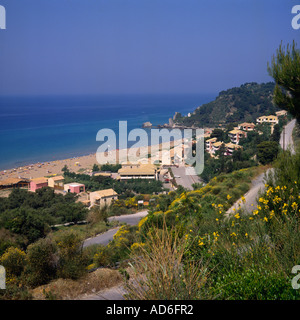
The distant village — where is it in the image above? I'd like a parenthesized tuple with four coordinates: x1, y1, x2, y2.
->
(0, 163, 159, 208)
(0, 109, 287, 210)
(204, 111, 286, 156)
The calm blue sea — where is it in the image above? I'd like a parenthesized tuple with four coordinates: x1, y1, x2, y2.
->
(0, 94, 216, 170)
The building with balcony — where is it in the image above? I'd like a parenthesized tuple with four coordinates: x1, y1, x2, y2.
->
(225, 142, 243, 156)
(256, 115, 278, 125)
(238, 122, 255, 131)
(0, 178, 30, 190)
(275, 110, 288, 117)
(118, 164, 157, 180)
(212, 141, 224, 154)
(48, 175, 65, 190)
(228, 129, 247, 144)
(205, 137, 217, 153)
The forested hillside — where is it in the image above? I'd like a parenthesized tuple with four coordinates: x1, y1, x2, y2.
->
(177, 82, 278, 127)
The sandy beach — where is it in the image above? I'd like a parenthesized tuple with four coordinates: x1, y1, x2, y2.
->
(0, 153, 98, 181)
(0, 138, 188, 182)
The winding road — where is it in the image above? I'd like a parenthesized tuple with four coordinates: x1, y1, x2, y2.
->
(226, 119, 296, 216)
(80, 211, 148, 300)
(80, 119, 297, 298)
(83, 210, 148, 248)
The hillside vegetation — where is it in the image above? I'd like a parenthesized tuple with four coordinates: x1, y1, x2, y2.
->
(176, 82, 277, 127)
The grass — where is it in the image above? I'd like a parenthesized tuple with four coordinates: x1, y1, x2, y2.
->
(30, 268, 123, 300)
(118, 153, 300, 300)
(51, 219, 119, 241)
(124, 224, 211, 300)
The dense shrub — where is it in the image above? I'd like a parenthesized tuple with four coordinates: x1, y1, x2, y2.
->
(0, 188, 87, 247)
(214, 267, 300, 300)
(24, 237, 58, 287)
(55, 231, 88, 280)
(0, 247, 26, 277)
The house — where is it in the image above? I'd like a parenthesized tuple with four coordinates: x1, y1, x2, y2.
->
(48, 175, 64, 190)
(64, 183, 85, 194)
(118, 164, 157, 180)
(0, 178, 30, 190)
(276, 110, 288, 117)
(225, 143, 243, 156)
(212, 141, 224, 154)
(228, 129, 247, 144)
(89, 188, 118, 208)
(205, 137, 217, 153)
(256, 115, 278, 125)
(238, 122, 255, 131)
(30, 177, 48, 192)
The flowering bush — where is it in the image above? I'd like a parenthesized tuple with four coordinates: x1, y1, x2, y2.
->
(0, 247, 26, 277)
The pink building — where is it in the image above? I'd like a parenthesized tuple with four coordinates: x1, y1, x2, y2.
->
(30, 177, 49, 192)
(64, 183, 85, 194)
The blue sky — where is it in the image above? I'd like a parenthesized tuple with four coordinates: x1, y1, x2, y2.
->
(0, 0, 298, 95)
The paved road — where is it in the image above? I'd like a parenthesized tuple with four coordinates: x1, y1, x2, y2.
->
(78, 285, 126, 300)
(280, 119, 296, 154)
(83, 210, 148, 248)
(82, 120, 297, 298)
(227, 119, 296, 216)
(108, 210, 148, 226)
(172, 166, 202, 190)
(81, 211, 148, 299)
(226, 169, 272, 215)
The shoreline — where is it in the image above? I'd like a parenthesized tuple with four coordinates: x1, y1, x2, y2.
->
(0, 138, 187, 182)
(0, 153, 98, 182)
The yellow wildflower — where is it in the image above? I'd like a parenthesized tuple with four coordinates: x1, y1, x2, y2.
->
(291, 202, 298, 210)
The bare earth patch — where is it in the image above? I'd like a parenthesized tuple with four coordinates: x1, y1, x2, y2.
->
(31, 268, 123, 300)
(0, 189, 12, 198)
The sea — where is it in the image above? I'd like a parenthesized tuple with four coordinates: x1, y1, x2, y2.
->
(0, 93, 216, 171)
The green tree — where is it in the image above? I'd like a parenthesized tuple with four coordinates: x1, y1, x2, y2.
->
(62, 165, 69, 174)
(268, 41, 300, 123)
(257, 141, 279, 165)
(92, 164, 100, 172)
(216, 143, 227, 172)
(270, 124, 281, 143)
(100, 163, 122, 172)
(210, 129, 225, 141)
